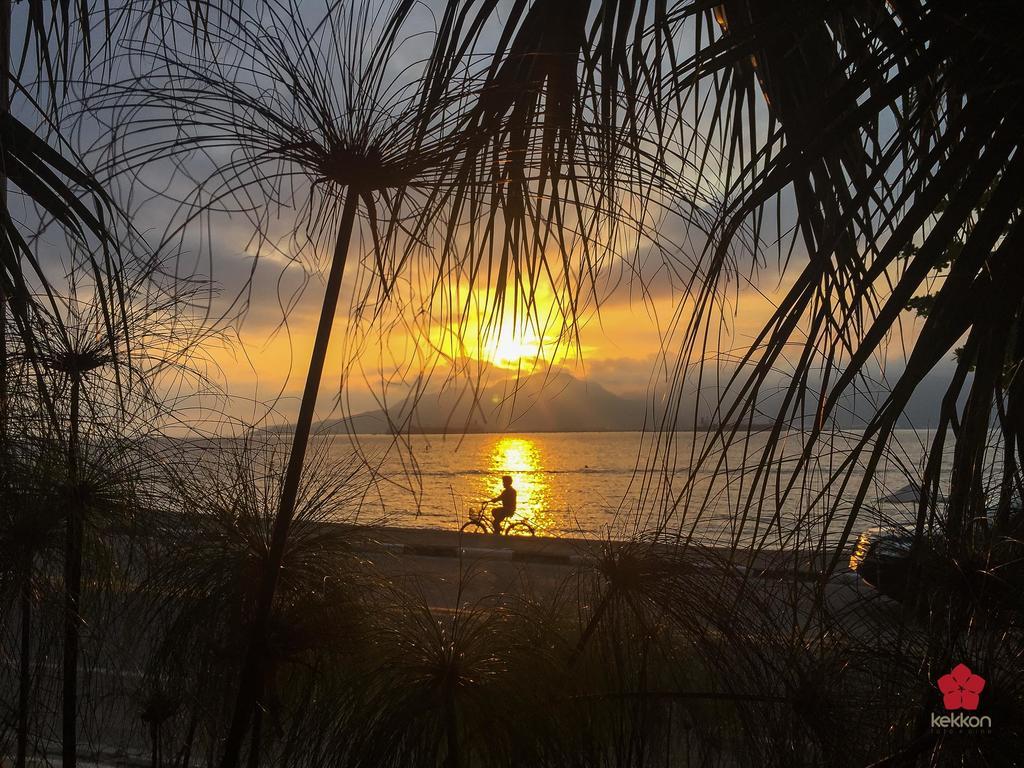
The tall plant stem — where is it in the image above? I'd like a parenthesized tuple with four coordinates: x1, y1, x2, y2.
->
(219, 188, 360, 768)
(0, 0, 8, 452)
(444, 693, 460, 768)
(16, 557, 31, 768)
(63, 373, 82, 768)
(246, 675, 266, 768)
(5, 4, 22, 762)
(568, 587, 614, 667)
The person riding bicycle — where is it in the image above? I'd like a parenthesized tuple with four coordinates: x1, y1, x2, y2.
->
(489, 475, 517, 534)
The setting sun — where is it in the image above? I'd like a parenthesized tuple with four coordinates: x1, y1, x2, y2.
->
(484, 324, 544, 368)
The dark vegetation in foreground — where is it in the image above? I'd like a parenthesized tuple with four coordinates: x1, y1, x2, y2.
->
(1, 435, 1023, 767)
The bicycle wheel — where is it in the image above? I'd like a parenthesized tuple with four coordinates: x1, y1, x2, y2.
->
(460, 520, 491, 534)
(504, 520, 536, 536)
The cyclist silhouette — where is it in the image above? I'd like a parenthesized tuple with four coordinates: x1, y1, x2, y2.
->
(489, 475, 517, 534)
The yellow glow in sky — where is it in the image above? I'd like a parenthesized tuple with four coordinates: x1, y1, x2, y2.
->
(201, 275, 788, 424)
(451, 285, 563, 370)
(483, 321, 544, 369)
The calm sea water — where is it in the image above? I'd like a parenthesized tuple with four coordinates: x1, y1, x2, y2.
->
(323, 430, 942, 545)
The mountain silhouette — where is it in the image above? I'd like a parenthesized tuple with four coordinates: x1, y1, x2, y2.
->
(310, 370, 652, 434)
(277, 358, 960, 436)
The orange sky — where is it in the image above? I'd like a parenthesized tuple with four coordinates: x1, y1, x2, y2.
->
(199, 263, 794, 426)
(176, 181, 936, 430)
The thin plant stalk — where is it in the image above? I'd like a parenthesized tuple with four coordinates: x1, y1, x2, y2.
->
(0, 0, 9, 451)
(246, 674, 266, 768)
(17, 555, 30, 768)
(149, 720, 161, 768)
(63, 371, 82, 768)
(177, 656, 207, 768)
(219, 187, 359, 768)
(2, 3, 22, 762)
(444, 693, 459, 768)
(569, 587, 614, 667)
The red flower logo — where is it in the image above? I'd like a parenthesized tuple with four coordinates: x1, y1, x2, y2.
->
(938, 664, 986, 710)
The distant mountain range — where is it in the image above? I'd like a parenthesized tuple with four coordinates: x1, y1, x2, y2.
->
(276, 358, 965, 435)
(305, 371, 655, 434)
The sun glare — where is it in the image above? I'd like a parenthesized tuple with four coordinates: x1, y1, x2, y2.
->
(485, 326, 543, 368)
(480, 310, 551, 368)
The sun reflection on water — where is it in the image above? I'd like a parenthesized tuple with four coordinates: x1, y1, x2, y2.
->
(482, 436, 554, 535)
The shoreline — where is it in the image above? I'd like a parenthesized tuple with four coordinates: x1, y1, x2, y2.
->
(346, 525, 846, 581)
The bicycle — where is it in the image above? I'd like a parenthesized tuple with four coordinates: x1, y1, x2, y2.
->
(460, 502, 536, 536)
